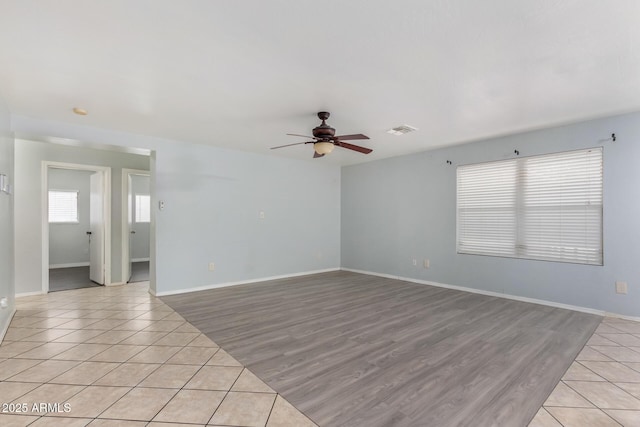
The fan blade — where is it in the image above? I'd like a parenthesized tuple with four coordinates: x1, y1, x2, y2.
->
(270, 142, 312, 149)
(336, 141, 373, 154)
(287, 133, 319, 139)
(334, 133, 369, 140)
(313, 152, 325, 159)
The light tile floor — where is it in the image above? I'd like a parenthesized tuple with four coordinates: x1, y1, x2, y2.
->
(0, 282, 317, 427)
(530, 317, 640, 427)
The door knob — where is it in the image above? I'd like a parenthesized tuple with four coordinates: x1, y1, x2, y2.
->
(86, 231, 92, 235)
(130, 231, 136, 234)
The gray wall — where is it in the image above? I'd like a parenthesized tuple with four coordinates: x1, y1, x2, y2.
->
(12, 115, 341, 296)
(152, 142, 341, 294)
(0, 95, 14, 336)
(48, 168, 93, 267)
(342, 111, 640, 316)
(131, 174, 150, 260)
(14, 139, 150, 292)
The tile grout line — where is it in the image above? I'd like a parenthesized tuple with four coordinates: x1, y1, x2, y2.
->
(120, 340, 220, 421)
(557, 378, 631, 423)
(543, 406, 565, 427)
(84, 301, 222, 424)
(264, 391, 279, 427)
(205, 366, 271, 426)
(4, 288, 162, 423)
(540, 320, 640, 427)
(83, 323, 204, 421)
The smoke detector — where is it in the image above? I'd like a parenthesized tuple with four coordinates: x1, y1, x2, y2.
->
(386, 125, 418, 135)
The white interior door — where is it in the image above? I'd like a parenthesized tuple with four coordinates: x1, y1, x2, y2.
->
(89, 171, 105, 284)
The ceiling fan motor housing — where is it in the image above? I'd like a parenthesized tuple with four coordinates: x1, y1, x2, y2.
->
(313, 126, 335, 140)
(313, 111, 336, 140)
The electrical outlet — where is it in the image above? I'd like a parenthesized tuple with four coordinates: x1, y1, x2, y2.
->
(615, 281, 628, 294)
(412, 258, 417, 266)
(259, 211, 265, 219)
(208, 262, 215, 271)
(424, 259, 430, 269)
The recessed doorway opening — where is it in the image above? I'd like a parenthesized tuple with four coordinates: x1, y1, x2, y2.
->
(43, 162, 112, 293)
(122, 169, 151, 284)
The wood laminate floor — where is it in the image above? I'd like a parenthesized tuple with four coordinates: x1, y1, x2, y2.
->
(162, 271, 602, 427)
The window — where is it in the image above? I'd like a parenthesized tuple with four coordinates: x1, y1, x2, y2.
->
(48, 190, 79, 223)
(457, 148, 603, 265)
(135, 194, 151, 223)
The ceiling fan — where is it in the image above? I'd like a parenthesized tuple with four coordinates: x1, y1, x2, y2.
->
(271, 112, 372, 158)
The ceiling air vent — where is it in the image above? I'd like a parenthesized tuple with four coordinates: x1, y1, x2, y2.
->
(386, 125, 418, 135)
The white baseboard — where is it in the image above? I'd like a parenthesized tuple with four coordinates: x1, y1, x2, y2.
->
(106, 282, 125, 287)
(16, 290, 46, 298)
(148, 287, 157, 297)
(155, 268, 341, 297)
(49, 262, 90, 269)
(604, 312, 640, 322)
(341, 268, 606, 317)
(0, 308, 17, 343)
(132, 258, 150, 263)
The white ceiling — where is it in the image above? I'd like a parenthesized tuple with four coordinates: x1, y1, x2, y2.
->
(1, 1, 639, 165)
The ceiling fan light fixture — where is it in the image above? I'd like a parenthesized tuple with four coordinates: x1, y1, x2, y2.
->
(314, 141, 334, 155)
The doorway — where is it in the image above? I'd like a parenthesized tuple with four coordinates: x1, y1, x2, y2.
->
(42, 162, 111, 293)
(122, 169, 151, 283)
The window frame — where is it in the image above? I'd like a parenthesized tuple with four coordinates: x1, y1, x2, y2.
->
(48, 189, 80, 224)
(456, 147, 604, 266)
(134, 193, 151, 223)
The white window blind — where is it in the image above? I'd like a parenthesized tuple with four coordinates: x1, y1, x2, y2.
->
(48, 190, 79, 223)
(457, 148, 603, 265)
(135, 194, 150, 223)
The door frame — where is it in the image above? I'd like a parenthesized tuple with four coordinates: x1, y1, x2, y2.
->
(121, 168, 150, 284)
(41, 161, 112, 293)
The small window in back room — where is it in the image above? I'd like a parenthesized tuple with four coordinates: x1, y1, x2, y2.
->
(48, 190, 79, 223)
(135, 194, 151, 223)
